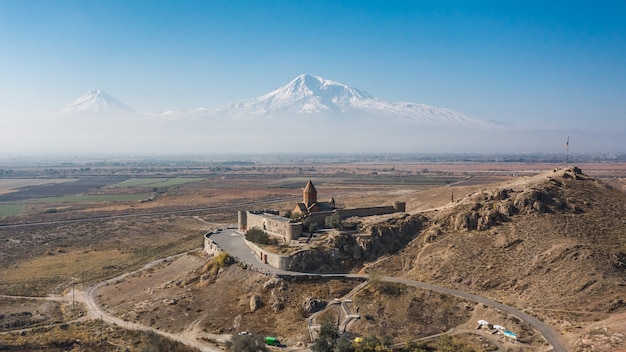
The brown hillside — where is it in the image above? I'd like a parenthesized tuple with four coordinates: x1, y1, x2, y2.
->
(372, 167, 626, 349)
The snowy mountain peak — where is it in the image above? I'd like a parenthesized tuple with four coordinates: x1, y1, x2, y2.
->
(210, 74, 379, 117)
(208, 74, 489, 127)
(278, 73, 373, 102)
(57, 89, 134, 116)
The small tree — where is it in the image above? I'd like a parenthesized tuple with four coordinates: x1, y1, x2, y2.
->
(354, 334, 381, 352)
(313, 320, 340, 352)
(335, 335, 354, 352)
(302, 218, 318, 233)
(325, 213, 343, 230)
(284, 210, 292, 218)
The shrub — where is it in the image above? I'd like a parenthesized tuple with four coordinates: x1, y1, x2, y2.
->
(402, 339, 428, 352)
(245, 227, 277, 245)
(225, 334, 268, 352)
(215, 252, 234, 268)
(378, 281, 407, 297)
(201, 251, 234, 276)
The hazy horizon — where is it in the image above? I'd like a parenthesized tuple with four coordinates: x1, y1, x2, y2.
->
(1, 1, 625, 155)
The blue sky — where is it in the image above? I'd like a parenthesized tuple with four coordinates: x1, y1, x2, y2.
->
(1, 0, 625, 134)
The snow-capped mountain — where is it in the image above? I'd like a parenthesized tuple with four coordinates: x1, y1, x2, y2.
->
(56, 89, 134, 117)
(52, 75, 501, 131)
(208, 74, 490, 127)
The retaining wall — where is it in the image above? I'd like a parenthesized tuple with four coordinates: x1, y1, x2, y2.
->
(243, 238, 292, 270)
(241, 211, 301, 241)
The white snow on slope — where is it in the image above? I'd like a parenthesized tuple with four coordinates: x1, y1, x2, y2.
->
(55, 75, 501, 129)
(206, 74, 494, 127)
(56, 89, 134, 116)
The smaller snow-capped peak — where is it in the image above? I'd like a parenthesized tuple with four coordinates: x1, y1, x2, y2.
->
(57, 89, 134, 116)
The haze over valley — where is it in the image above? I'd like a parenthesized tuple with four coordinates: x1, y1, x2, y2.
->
(4, 73, 623, 157)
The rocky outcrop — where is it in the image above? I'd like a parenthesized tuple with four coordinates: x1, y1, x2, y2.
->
(281, 214, 426, 273)
(268, 295, 285, 312)
(302, 297, 326, 313)
(263, 278, 285, 291)
(437, 168, 592, 232)
(249, 294, 263, 312)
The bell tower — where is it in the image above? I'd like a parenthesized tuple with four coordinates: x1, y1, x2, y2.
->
(303, 180, 317, 207)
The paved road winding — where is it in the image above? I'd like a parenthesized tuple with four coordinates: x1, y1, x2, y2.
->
(3, 228, 566, 352)
(209, 229, 567, 352)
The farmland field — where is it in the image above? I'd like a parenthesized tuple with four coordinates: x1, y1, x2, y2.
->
(0, 177, 124, 202)
(0, 179, 75, 195)
(0, 204, 25, 217)
(113, 177, 204, 188)
(15, 193, 154, 204)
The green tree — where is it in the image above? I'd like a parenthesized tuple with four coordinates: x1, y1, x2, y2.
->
(303, 218, 318, 233)
(334, 335, 355, 352)
(354, 334, 382, 352)
(325, 212, 343, 229)
(313, 320, 339, 352)
(313, 320, 355, 352)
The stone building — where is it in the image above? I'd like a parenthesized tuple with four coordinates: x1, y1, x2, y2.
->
(292, 180, 336, 215)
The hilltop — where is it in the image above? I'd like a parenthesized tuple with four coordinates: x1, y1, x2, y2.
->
(371, 167, 626, 351)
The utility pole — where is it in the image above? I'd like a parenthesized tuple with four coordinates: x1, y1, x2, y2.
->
(565, 136, 570, 165)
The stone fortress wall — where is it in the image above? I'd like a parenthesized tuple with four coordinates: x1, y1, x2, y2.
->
(238, 210, 303, 242)
(238, 201, 406, 242)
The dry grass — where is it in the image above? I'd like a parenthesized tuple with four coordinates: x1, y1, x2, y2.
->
(0, 320, 199, 351)
(0, 223, 204, 296)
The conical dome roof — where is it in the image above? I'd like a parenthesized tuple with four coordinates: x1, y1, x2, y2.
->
(304, 180, 317, 194)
